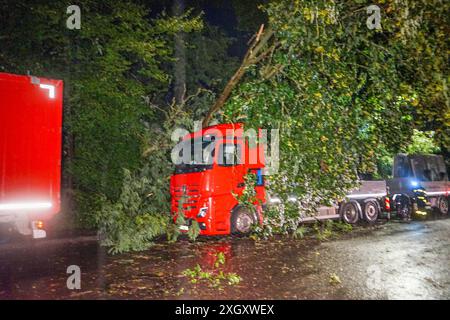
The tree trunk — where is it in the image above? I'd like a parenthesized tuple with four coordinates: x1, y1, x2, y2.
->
(173, 0, 186, 104)
(202, 25, 275, 127)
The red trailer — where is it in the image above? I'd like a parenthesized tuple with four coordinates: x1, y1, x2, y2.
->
(0, 72, 63, 239)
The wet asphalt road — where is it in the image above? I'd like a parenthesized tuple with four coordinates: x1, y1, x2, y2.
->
(0, 218, 449, 300)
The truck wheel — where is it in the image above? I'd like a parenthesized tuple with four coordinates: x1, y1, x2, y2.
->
(438, 196, 449, 215)
(363, 200, 379, 224)
(339, 201, 360, 224)
(231, 206, 256, 235)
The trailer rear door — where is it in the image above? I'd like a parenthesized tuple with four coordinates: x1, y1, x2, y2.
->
(0, 72, 63, 218)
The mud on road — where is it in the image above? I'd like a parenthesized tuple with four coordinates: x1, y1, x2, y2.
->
(0, 218, 449, 300)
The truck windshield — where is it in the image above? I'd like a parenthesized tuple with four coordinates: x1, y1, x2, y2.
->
(174, 138, 215, 174)
(411, 156, 448, 181)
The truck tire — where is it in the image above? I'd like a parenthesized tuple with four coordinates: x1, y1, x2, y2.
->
(231, 206, 256, 235)
(363, 200, 379, 224)
(339, 201, 361, 224)
(437, 196, 449, 215)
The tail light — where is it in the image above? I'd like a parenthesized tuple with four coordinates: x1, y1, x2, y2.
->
(33, 220, 45, 230)
(31, 220, 47, 239)
(385, 197, 391, 211)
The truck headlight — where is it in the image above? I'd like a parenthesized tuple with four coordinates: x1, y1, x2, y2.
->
(197, 207, 208, 218)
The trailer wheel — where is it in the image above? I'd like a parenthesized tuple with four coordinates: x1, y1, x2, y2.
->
(339, 201, 360, 224)
(363, 200, 379, 224)
(438, 196, 449, 215)
(231, 206, 256, 235)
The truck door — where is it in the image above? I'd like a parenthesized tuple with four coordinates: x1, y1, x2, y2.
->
(211, 142, 245, 231)
(217, 142, 245, 194)
(0, 73, 63, 219)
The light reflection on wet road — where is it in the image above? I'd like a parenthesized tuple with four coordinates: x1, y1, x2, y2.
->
(0, 218, 449, 299)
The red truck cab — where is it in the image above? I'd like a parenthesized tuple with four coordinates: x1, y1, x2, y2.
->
(0, 72, 63, 239)
(170, 123, 266, 235)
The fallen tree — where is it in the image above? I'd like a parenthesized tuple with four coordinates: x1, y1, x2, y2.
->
(75, 0, 448, 252)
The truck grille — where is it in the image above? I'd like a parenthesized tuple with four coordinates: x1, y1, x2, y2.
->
(173, 185, 200, 213)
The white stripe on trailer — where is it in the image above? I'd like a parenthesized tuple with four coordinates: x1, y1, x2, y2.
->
(424, 191, 448, 196)
(299, 214, 341, 222)
(346, 193, 386, 199)
(0, 202, 52, 211)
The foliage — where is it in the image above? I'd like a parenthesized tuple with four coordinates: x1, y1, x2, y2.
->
(166, 190, 188, 243)
(386, 0, 449, 150)
(405, 129, 441, 154)
(313, 221, 335, 241)
(233, 172, 260, 215)
(167, 210, 200, 243)
(333, 221, 353, 234)
(231, 0, 269, 33)
(219, 0, 448, 233)
(293, 225, 308, 239)
(97, 100, 203, 251)
(373, 153, 395, 180)
(187, 220, 201, 241)
(185, 25, 240, 95)
(95, 169, 169, 254)
(181, 252, 242, 288)
(329, 273, 342, 286)
(214, 252, 226, 268)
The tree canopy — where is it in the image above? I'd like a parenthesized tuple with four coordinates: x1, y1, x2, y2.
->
(0, 0, 448, 251)
(203, 0, 449, 232)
